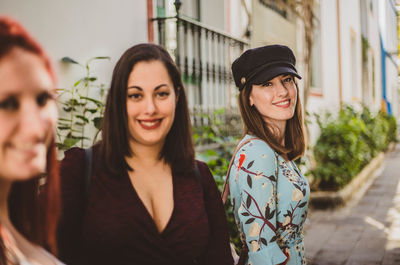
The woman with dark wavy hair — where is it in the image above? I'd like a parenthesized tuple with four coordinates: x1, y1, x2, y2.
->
(57, 43, 233, 265)
(0, 16, 62, 264)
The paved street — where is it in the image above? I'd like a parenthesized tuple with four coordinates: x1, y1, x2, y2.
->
(305, 144, 400, 265)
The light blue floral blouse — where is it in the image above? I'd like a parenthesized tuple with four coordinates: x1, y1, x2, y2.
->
(228, 134, 309, 265)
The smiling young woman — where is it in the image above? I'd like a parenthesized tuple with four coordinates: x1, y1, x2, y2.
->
(226, 45, 309, 265)
(249, 74, 298, 137)
(125, 60, 177, 150)
(0, 16, 62, 265)
(57, 43, 234, 265)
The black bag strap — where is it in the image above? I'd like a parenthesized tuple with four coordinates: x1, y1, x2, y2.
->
(84, 147, 93, 201)
(194, 161, 203, 193)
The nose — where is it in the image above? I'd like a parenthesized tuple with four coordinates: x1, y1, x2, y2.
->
(143, 97, 156, 115)
(276, 81, 289, 97)
(19, 101, 49, 142)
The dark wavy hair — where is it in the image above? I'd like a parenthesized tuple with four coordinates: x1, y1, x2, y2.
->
(238, 78, 305, 160)
(0, 16, 60, 258)
(100, 43, 195, 176)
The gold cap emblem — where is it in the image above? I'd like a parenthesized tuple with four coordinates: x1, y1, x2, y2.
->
(241, 77, 246, 85)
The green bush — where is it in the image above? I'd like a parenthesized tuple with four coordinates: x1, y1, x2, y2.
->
(381, 111, 398, 144)
(194, 109, 241, 250)
(312, 105, 397, 191)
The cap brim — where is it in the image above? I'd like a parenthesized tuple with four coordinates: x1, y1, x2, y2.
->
(252, 65, 302, 85)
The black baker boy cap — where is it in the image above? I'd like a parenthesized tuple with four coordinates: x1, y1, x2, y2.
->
(231, 44, 302, 91)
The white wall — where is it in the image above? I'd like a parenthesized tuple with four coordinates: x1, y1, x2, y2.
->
(201, 0, 225, 30)
(251, 0, 297, 50)
(306, 0, 386, 144)
(379, 0, 398, 118)
(387, 58, 399, 116)
(0, 0, 148, 90)
(339, 0, 362, 104)
(307, 0, 341, 144)
(1, 0, 148, 148)
(229, 0, 250, 39)
(368, 0, 383, 112)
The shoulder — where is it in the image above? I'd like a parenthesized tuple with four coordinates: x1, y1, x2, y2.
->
(235, 135, 276, 159)
(61, 146, 100, 165)
(230, 135, 278, 179)
(195, 160, 212, 180)
(0, 224, 65, 265)
(195, 159, 208, 171)
(38, 247, 66, 265)
(63, 147, 85, 160)
(195, 160, 219, 188)
(59, 147, 90, 184)
(60, 147, 85, 168)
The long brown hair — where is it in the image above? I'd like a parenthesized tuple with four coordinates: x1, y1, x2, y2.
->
(100, 43, 195, 176)
(238, 79, 305, 160)
(0, 16, 60, 254)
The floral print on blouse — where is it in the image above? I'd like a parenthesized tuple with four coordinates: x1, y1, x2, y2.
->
(228, 135, 309, 265)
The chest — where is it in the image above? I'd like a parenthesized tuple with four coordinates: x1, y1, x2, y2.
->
(275, 159, 309, 223)
(127, 167, 174, 232)
(80, 171, 210, 260)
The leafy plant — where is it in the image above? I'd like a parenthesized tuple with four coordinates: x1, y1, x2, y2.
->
(311, 105, 397, 191)
(194, 108, 241, 249)
(380, 111, 398, 144)
(57, 56, 110, 150)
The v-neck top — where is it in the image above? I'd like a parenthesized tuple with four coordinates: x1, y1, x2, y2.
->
(57, 146, 233, 265)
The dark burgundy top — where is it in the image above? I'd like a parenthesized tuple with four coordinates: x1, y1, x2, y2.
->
(57, 146, 234, 265)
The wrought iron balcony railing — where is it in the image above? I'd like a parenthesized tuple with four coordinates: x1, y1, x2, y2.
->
(152, 2, 249, 137)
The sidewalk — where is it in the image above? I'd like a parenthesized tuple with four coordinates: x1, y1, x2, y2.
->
(304, 144, 400, 265)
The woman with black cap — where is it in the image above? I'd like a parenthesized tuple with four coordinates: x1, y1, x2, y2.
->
(224, 45, 309, 265)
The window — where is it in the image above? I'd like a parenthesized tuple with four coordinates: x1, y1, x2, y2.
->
(156, 0, 166, 17)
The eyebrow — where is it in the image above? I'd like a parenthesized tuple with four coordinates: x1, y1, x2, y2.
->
(281, 74, 292, 78)
(0, 86, 56, 97)
(127, 84, 169, 91)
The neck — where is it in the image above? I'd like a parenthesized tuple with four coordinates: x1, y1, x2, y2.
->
(264, 120, 286, 145)
(0, 179, 12, 225)
(126, 141, 164, 168)
(276, 121, 286, 139)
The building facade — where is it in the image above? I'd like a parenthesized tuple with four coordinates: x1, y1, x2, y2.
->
(2, 0, 398, 145)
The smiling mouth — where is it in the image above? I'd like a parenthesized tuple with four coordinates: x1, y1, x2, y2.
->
(8, 143, 45, 158)
(274, 100, 290, 107)
(138, 119, 162, 130)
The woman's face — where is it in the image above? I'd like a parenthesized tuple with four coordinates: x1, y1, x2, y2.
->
(0, 48, 57, 181)
(250, 74, 297, 131)
(126, 60, 177, 149)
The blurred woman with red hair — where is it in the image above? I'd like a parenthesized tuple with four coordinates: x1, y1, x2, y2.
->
(0, 16, 63, 264)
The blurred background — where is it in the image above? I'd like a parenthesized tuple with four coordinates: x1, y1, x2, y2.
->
(1, 0, 400, 264)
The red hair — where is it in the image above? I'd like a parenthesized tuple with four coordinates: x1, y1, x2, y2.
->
(0, 16, 55, 82)
(0, 16, 60, 254)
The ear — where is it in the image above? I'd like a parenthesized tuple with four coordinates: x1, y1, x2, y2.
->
(249, 93, 254, 107)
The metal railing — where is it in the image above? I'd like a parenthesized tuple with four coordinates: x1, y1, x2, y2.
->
(152, 1, 249, 137)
